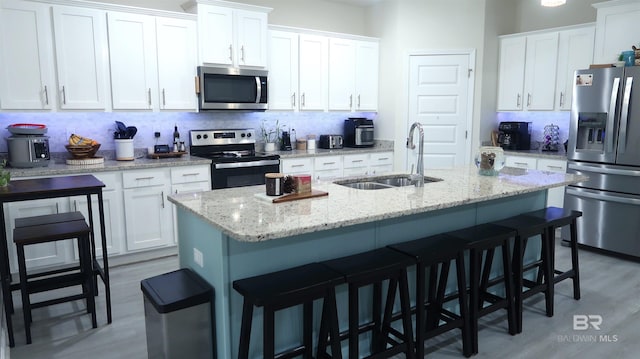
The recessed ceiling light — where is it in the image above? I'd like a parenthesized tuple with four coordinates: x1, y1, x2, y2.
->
(541, 0, 566, 7)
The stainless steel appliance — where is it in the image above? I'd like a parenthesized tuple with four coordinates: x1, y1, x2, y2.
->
(565, 66, 640, 258)
(319, 135, 343, 149)
(344, 118, 374, 148)
(189, 129, 280, 189)
(497, 121, 531, 150)
(196, 67, 268, 111)
(5, 124, 50, 168)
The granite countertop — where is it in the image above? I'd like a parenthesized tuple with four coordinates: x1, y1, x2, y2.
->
(168, 166, 587, 242)
(270, 140, 394, 159)
(5, 154, 212, 178)
(504, 148, 567, 160)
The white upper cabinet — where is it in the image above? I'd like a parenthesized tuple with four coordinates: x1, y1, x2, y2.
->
(497, 36, 527, 111)
(268, 30, 299, 110)
(299, 34, 329, 111)
(329, 38, 379, 111)
(156, 17, 198, 110)
(555, 25, 595, 111)
(0, 0, 56, 110)
(52, 5, 109, 110)
(593, 1, 640, 64)
(188, 2, 269, 68)
(523, 32, 559, 110)
(107, 12, 158, 110)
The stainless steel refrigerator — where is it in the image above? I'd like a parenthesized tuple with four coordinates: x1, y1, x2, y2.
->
(565, 66, 640, 258)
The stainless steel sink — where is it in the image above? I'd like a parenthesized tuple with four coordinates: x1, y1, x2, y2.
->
(334, 175, 442, 190)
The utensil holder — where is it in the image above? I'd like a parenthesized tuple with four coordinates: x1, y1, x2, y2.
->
(115, 139, 134, 161)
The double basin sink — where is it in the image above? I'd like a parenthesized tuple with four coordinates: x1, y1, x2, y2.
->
(334, 174, 442, 190)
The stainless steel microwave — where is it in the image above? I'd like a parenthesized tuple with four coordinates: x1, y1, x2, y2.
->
(196, 66, 268, 111)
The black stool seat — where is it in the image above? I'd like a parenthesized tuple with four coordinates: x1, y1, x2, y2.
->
(445, 223, 518, 355)
(233, 263, 344, 359)
(493, 215, 554, 333)
(389, 234, 472, 358)
(321, 247, 415, 359)
(13, 214, 96, 345)
(523, 207, 582, 300)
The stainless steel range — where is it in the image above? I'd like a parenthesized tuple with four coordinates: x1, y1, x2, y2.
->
(189, 129, 280, 189)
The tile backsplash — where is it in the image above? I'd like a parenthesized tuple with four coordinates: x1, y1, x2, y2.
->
(496, 111, 570, 149)
(0, 111, 376, 154)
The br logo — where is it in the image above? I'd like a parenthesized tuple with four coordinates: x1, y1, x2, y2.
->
(573, 314, 602, 330)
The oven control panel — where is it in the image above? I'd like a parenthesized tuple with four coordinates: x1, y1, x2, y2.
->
(190, 129, 256, 146)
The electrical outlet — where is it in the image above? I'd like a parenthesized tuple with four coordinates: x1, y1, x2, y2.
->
(154, 131, 161, 138)
(193, 248, 203, 267)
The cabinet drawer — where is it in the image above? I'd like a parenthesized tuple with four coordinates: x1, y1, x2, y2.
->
(343, 154, 369, 168)
(281, 157, 313, 174)
(537, 159, 566, 173)
(171, 165, 210, 184)
(122, 169, 170, 188)
(369, 152, 393, 166)
(92, 172, 120, 191)
(314, 155, 342, 171)
(343, 167, 368, 177)
(315, 168, 342, 181)
(505, 156, 536, 169)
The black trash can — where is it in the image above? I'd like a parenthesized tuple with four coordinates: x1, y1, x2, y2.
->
(141, 268, 215, 359)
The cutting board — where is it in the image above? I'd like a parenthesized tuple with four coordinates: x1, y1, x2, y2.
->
(147, 151, 187, 159)
(254, 190, 328, 203)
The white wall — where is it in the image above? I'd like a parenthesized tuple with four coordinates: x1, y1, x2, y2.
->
(516, 0, 597, 33)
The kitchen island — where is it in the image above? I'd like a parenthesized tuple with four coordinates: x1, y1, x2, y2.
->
(168, 166, 586, 358)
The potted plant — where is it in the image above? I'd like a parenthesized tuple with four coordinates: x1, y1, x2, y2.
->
(0, 159, 10, 187)
(260, 119, 281, 152)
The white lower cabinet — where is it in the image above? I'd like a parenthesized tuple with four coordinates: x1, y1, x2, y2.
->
(170, 165, 211, 244)
(122, 169, 173, 251)
(314, 155, 342, 181)
(368, 152, 393, 175)
(343, 153, 369, 177)
(505, 155, 567, 207)
(280, 151, 394, 180)
(281, 157, 314, 176)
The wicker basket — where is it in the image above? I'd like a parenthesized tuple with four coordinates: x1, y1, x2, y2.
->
(65, 144, 101, 159)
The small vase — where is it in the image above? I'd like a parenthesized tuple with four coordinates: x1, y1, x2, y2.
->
(264, 142, 276, 152)
(474, 146, 505, 176)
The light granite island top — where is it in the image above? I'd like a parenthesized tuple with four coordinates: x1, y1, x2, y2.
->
(169, 165, 586, 359)
(168, 165, 586, 242)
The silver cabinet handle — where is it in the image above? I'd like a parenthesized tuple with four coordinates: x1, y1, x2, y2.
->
(291, 164, 305, 168)
(301, 93, 306, 107)
(378, 157, 389, 161)
(74, 200, 78, 211)
(148, 88, 152, 106)
(514, 162, 529, 166)
(559, 92, 564, 107)
(323, 162, 336, 165)
(567, 187, 640, 206)
(43, 85, 49, 105)
(292, 93, 296, 107)
(162, 89, 166, 106)
(351, 159, 363, 163)
(357, 94, 361, 109)
(349, 94, 353, 108)
(516, 93, 521, 108)
(546, 165, 565, 170)
(229, 44, 233, 61)
(527, 93, 531, 107)
(241, 45, 245, 62)
(61, 85, 66, 105)
(182, 173, 199, 177)
(161, 191, 165, 209)
(135, 176, 155, 181)
(56, 202, 59, 213)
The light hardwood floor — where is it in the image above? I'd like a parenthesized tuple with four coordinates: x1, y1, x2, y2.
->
(9, 240, 640, 359)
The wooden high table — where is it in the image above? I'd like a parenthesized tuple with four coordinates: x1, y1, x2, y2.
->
(0, 175, 112, 347)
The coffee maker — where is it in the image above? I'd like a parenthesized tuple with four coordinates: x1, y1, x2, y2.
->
(280, 131, 292, 151)
(497, 122, 531, 150)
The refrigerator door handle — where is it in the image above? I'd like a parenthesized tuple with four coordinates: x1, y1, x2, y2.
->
(568, 162, 640, 176)
(606, 77, 620, 153)
(567, 187, 640, 206)
(618, 77, 633, 154)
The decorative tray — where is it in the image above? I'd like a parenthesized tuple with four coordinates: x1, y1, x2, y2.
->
(147, 151, 187, 159)
(254, 190, 329, 203)
(66, 157, 104, 165)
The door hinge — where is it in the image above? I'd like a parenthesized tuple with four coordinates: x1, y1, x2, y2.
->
(468, 69, 473, 78)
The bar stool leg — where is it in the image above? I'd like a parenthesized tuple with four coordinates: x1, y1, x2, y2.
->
(372, 282, 383, 353)
(264, 305, 275, 359)
(569, 219, 581, 300)
(398, 270, 414, 359)
(415, 263, 426, 359)
(378, 279, 397, 353)
(238, 300, 254, 359)
(500, 241, 517, 336)
(303, 301, 313, 359)
(348, 283, 359, 359)
(469, 248, 480, 355)
(455, 252, 472, 358)
(541, 232, 554, 318)
(512, 236, 524, 334)
(16, 244, 31, 344)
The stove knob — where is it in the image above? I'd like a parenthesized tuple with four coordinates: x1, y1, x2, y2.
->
(203, 134, 208, 139)
(241, 133, 246, 138)
(246, 132, 252, 138)
(196, 135, 202, 140)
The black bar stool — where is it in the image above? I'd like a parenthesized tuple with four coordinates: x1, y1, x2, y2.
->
(320, 247, 415, 359)
(445, 223, 518, 355)
(493, 214, 554, 333)
(233, 262, 344, 359)
(13, 213, 96, 344)
(388, 234, 472, 358)
(523, 207, 582, 300)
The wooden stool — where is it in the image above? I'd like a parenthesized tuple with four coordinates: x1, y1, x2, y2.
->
(523, 207, 582, 300)
(320, 247, 415, 359)
(233, 263, 344, 359)
(13, 214, 97, 344)
(388, 234, 472, 358)
(493, 215, 554, 333)
(445, 223, 518, 355)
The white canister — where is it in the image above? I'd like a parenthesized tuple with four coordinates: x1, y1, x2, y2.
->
(115, 139, 134, 161)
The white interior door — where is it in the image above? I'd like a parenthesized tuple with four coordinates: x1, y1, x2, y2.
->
(407, 53, 472, 170)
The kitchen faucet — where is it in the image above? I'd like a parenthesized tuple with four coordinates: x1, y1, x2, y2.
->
(407, 122, 425, 187)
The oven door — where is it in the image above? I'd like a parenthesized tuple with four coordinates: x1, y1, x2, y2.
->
(211, 159, 280, 189)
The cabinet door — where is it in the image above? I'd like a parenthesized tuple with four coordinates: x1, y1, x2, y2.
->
(497, 36, 526, 111)
(299, 34, 328, 111)
(52, 6, 108, 109)
(555, 26, 595, 111)
(281, 157, 313, 176)
(235, 10, 267, 68)
(314, 156, 342, 181)
(537, 158, 567, 208)
(505, 155, 536, 169)
(523, 32, 559, 111)
(369, 152, 394, 175)
(70, 188, 124, 257)
(123, 185, 173, 251)
(343, 153, 369, 177)
(171, 181, 211, 244)
(107, 12, 157, 110)
(593, 2, 640, 63)
(0, 0, 55, 110)
(5, 198, 70, 273)
(197, 4, 233, 65)
(328, 38, 356, 111)
(268, 30, 299, 110)
(355, 41, 378, 111)
(156, 17, 197, 110)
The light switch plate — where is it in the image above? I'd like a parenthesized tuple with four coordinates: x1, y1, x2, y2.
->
(194, 248, 203, 267)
